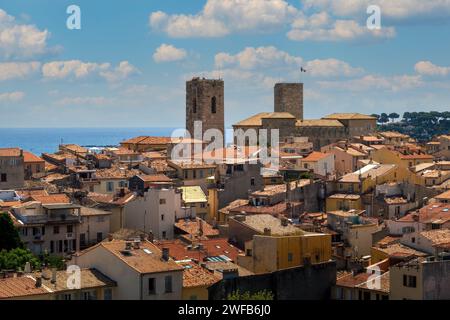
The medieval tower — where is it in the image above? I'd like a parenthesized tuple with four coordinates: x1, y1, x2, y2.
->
(186, 77, 225, 141)
(274, 83, 304, 120)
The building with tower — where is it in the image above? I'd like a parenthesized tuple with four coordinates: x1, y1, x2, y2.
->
(186, 77, 224, 143)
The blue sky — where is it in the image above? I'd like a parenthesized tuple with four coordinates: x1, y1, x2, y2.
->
(1, 0, 449, 128)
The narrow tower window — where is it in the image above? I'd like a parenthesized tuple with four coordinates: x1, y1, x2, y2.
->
(211, 96, 217, 114)
(193, 97, 197, 113)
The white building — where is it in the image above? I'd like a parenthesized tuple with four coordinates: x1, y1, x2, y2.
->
(124, 187, 183, 240)
(79, 207, 112, 249)
(73, 240, 183, 300)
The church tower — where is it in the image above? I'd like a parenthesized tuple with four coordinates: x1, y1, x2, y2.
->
(186, 77, 224, 141)
(274, 83, 304, 120)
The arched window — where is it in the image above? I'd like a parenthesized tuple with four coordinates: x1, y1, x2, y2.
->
(211, 96, 217, 114)
(193, 97, 197, 113)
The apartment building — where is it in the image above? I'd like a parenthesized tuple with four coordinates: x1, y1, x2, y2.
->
(0, 148, 24, 189)
(73, 240, 184, 300)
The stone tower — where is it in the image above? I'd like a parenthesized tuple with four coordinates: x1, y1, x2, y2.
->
(274, 83, 303, 120)
(186, 77, 224, 141)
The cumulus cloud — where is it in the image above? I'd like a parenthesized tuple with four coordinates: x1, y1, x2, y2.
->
(415, 61, 450, 77)
(303, 0, 450, 21)
(0, 61, 41, 81)
(42, 60, 138, 82)
(149, 0, 298, 38)
(0, 91, 25, 103)
(153, 44, 187, 63)
(0, 9, 51, 58)
(288, 13, 396, 41)
(214, 46, 363, 78)
(99, 61, 140, 82)
(317, 74, 423, 92)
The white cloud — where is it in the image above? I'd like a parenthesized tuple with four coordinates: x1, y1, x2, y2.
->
(55, 96, 112, 106)
(215, 46, 302, 70)
(415, 61, 450, 77)
(0, 91, 25, 103)
(99, 61, 139, 82)
(288, 15, 396, 41)
(214, 46, 363, 78)
(318, 74, 423, 92)
(153, 44, 187, 63)
(149, 0, 298, 38)
(0, 9, 51, 58)
(303, 0, 450, 21)
(305, 59, 364, 77)
(42, 60, 138, 82)
(0, 61, 41, 81)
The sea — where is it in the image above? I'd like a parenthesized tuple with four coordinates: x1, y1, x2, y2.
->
(0, 127, 177, 155)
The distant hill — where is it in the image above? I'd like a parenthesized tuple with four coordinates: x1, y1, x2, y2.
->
(371, 111, 450, 142)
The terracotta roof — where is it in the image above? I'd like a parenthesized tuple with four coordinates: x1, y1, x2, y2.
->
(175, 218, 219, 237)
(121, 136, 172, 145)
(296, 119, 344, 127)
(420, 229, 450, 245)
(232, 214, 305, 236)
(323, 113, 376, 120)
(0, 148, 21, 157)
(35, 268, 116, 292)
(230, 201, 303, 216)
(94, 166, 140, 179)
(0, 276, 49, 299)
(302, 151, 330, 162)
(219, 199, 249, 214)
(178, 261, 221, 288)
(339, 164, 395, 183)
(111, 148, 140, 156)
(16, 189, 48, 199)
(398, 203, 450, 223)
(336, 272, 371, 288)
(94, 240, 183, 274)
(436, 190, 450, 201)
(23, 151, 44, 163)
(60, 144, 88, 154)
(378, 131, 409, 139)
(155, 238, 243, 262)
(31, 194, 70, 204)
(234, 112, 295, 127)
(374, 243, 427, 258)
(328, 194, 361, 200)
(375, 235, 401, 247)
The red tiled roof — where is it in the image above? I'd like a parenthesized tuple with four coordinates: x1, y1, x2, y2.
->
(0, 148, 21, 157)
(178, 261, 221, 288)
(23, 151, 44, 163)
(174, 218, 219, 237)
(302, 151, 330, 162)
(0, 276, 49, 299)
(398, 203, 450, 223)
(31, 194, 70, 204)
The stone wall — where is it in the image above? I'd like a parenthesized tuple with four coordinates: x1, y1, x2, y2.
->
(208, 260, 336, 300)
(274, 83, 303, 120)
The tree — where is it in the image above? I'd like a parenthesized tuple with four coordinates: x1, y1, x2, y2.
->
(388, 112, 400, 122)
(0, 212, 23, 251)
(378, 113, 389, 124)
(370, 114, 380, 122)
(226, 290, 274, 300)
(41, 253, 65, 270)
(0, 248, 40, 271)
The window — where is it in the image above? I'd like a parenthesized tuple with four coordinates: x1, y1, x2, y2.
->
(32, 227, 39, 236)
(250, 178, 255, 186)
(97, 232, 103, 242)
(50, 241, 54, 254)
(53, 226, 60, 234)
(193, 170, 197, 179)
(22, 228, 28, 236)
(287, 253, 293, 262)
(41, 226, 45, 236)
(411, 237, 415, 243)
(104, 288, 112, 300)
(184, 170, 188, 179)
(0, 173, 7, 182)
(67, 225, 73, 233)
(403, 275, 417, 288)
(119, 181, 127, 188)
(80, 233, 86, 246)
(211, 96, 217, 114)
(162, 231, 167, 239)
(64, 294, 72, 300)
(160, 199, 166, 205)
(161, 214, 165, 221)
(148, 278, 156, 294)
(64, 240, 68, 252)
(58, 240, 63, 253)
(363, 291, 371, 300)
(89, 185, 95, 192)
(165, 275, 173, 293)
(107, 181, 114, 192)
(192, 97, 197, 113)
(97, 216, 105, 223)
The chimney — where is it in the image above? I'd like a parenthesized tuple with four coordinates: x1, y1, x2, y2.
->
(263, 228, 271, 236)
(133, 239, 141, 249)
(125, 241, 133, 251)
(281, 217, 289, 227)
(24, 262, 31, 274)
(162, 247, 169, 261)
(35, 276, 42, 288)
